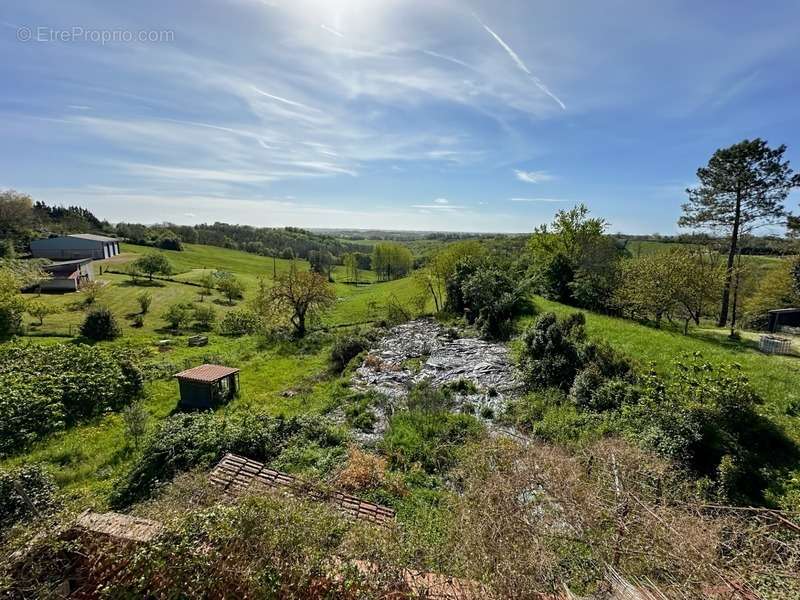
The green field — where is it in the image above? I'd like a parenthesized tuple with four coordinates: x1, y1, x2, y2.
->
(6, 241, 800, 509)
(5, 242, 429, 502)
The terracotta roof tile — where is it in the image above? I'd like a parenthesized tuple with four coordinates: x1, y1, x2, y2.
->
(209, 453, 396, 526)
(174, 364, 240, 383)
(74, 509, 162, 543)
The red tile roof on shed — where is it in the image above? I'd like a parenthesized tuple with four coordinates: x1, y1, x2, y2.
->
(209, 453, 396, 526)
(174, 364, 240, 383)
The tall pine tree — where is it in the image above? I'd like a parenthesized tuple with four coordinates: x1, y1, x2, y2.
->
(679, 139, 800, 326)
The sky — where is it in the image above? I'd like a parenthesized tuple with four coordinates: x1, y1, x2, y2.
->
(1, 0, 799, 233)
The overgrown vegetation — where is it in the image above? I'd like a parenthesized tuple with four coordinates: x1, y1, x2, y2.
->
(0, 343, 143, 455)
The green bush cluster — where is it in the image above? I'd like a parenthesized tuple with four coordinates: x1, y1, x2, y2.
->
(0, 464, 59, 531)
(110, 412, 347, 508)
(329, 330, 374, 373)
(517, 314, 798, 504)
(0, 343, 143, 455)
(445, 257, 528, 340)
(219, 308, 263, 336)
(80, 306, 122, 341)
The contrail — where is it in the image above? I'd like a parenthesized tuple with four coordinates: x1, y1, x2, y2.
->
(320, 24, 344, 38)
(473, 14, 566, 110)
(423, 49, 472, 70)
(252, 86, 319, 112)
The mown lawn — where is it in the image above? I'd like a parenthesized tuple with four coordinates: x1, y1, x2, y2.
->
(524, 297, 800, 441)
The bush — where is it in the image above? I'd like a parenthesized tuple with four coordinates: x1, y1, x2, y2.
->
(80, 306, 122, 341)
(162, 302, 193, 331)
(0, 465, 59, 531)
(193, 304, 217, 330)
(110, 412, 347, 508)
(519, 312, 585, 390)
(621, 355, 798, 504)
(219, 308, 263, 336)
(0, 343, 143, 454)
(330, 332, 372, 372)
(137, 291, 152, 314)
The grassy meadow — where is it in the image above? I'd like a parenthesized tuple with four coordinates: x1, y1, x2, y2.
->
(5, 242, 429, 503)
(5, 239, 800, 510)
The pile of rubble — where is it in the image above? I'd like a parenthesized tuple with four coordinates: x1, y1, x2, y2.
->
(345, 319, 524, 442)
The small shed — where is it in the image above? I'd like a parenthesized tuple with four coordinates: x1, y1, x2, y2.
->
(174, 364, 240, 409)
(39, 258, 94, 292)
(768, 308, 800, 333)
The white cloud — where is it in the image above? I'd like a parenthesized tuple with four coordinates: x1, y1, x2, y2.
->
(433, 198, 449, 204)
(514, 170, 556, 184)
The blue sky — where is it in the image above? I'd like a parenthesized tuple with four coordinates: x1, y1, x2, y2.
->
(1, 0, 799, 233)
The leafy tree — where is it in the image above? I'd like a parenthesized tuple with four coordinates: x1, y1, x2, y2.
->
(155, 229, 183, 251)
(136, 291, 152, 314)
(132, 252, 173, 281)
(281, 247, 295, 260)
(193, 303, 217, 330)
(0, 190, 34, 243)
(0, 266, 35, 337)
(343, 253, 360, 284)
(308, 249, 334, 280)
(81, 280, 104, 306)
(519, 312, 586, 390)
(215, 272, 245, 305)
(198, 271, 216, 301)
(679, 139, 800, 326)
(256, 270, 335, 337)
(372, 242, 413, 281)
(26, 299, 57, 325)
(615, 249, 724, 332)
(219, 308, 263, 336)
(527, 204, 621, 308)
(416, 241, 485, 312)
(744, 260, 800, 328)
(0, 239, 16, 259)
(80, 306, 122, 340)
(122, 401, 149, 449)
(162, 302, 193, 331)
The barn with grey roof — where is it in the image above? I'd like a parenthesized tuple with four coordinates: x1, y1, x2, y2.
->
(30, 233, 121, 260)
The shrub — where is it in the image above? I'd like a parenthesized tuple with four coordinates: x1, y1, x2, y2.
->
(137, 291, 153, 314)
(0, 465, 59, 531)
(219, 308, 263, 336)
(335, 446, 387, 492)
(110, 412, 347, 508)
(162, 302, 193, 331)
(622, 355, 798, 504)
(0, 343, 143, 454)
(193, 304, 217, 331)
(330, 332, 371, 372)
(80, 306, 122, 340)
(519, 312, 585, 390)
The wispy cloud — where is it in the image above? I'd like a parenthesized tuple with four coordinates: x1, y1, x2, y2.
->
(514, 169, 556, 184)
(433, 198, 449, 204)
(473, 14, 566, 110)
(510, 197, 569, 203)
(320, 24, 344, 38)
